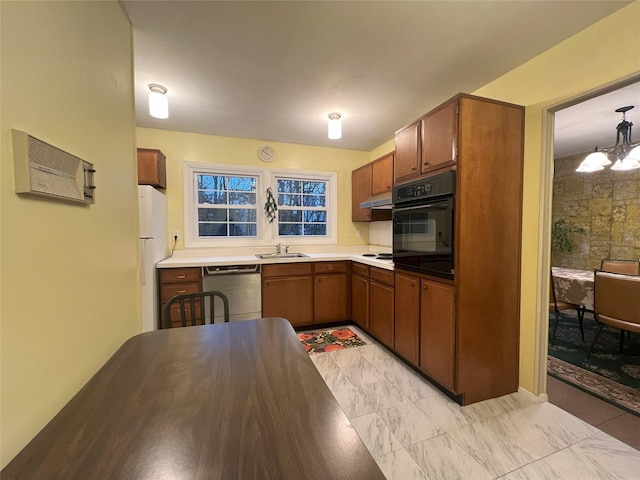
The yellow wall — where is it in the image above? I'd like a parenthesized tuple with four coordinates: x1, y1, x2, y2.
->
(0, 1, 138, 467)
(473, 0, 640, 394)
(136, 128, 370, 247)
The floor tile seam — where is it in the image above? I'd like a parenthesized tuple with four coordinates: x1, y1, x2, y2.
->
(374, 400, 445, 447)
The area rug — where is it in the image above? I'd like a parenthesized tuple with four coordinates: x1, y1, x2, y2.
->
(549, 312, 640, 416)
(298, 328, 366, 354)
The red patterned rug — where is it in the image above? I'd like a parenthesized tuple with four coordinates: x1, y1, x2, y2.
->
(298, 328, 366, 354)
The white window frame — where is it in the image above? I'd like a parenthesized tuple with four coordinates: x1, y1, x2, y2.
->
(183, 162, 337, 248)
(271, 169, 337, 245)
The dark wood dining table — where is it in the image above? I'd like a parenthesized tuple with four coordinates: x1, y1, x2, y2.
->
(2, 317, 385, 479)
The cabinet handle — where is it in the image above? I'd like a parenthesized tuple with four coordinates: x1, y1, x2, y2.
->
(411, 166, 417, 171)
(175, 274, 187, 279)
(328, 265, 335, 270)
(176, 289, 187, 293)
(422, 284, 428, 290)
(423, 161, 430, 166)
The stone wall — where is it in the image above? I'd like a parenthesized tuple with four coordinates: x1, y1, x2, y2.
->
(552, 152, 640, 270)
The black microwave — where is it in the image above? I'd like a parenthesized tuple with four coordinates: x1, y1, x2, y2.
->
(392, 171, 455, 278)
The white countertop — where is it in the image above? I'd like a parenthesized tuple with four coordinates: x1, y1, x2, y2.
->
(157, 248, 394, 271)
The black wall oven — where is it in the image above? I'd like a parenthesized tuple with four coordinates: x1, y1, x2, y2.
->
(392, 170, 455, 279)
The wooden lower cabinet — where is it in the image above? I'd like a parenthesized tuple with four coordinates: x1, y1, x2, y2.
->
(394, 272, 420, 365)
(262, 275, 313, 327)
(159, 267, 203, 328)
(351, 274, 369, 330)
(420, 279, 455, 392)
(314, 273, 348, 323)
(369, 280, 394, 347)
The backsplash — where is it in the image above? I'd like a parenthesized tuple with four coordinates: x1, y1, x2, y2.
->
(369, 221, 392, 247)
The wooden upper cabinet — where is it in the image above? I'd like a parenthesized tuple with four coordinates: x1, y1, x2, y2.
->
(421, 100, 458, 174)
(371, 153, 394, 195)
(137, 148, 167, 188)
(351, 163, 372, 222)
(394, 121, 421, 184)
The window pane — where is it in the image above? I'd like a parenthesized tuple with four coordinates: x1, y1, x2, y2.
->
(230, 224, 257, 237)
(277, 179, 302, 193)
(198, 175, 226, 190)
(198, 208, 227, 222)
(229, 208, 256, 222)
(279, 223, 302, 236)
(303, 195, 325, 207)
(199, 223, 228, 237)
(303, 181, 325, 194)
(198, 191, 227, 204)
(229, 192, 256, 205)
(304, 210, 326, 222)
(304, 224, 326, 236)
(228, 177, 256, 191)
(279, 210, 302, 222)
(278, 193, 301, 206)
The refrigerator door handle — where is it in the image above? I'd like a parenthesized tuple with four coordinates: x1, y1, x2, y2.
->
(140, 239, 147, 286)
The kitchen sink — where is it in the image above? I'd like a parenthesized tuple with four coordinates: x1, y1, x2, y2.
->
(255, 253, 309, 259)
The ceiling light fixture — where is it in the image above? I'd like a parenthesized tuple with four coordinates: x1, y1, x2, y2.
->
(576, 106, 640, 172)
(328, 112, 342, 140)
(148, 84, 169, 119)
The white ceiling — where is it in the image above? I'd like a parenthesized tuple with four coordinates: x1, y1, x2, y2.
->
(119, 0, 631, 152)
(554, 82, 640, 158)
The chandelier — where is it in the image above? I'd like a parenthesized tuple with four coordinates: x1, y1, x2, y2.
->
(575, 106, 640, 172)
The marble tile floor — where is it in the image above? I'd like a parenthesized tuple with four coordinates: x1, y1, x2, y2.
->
(308, 325, 640, 480)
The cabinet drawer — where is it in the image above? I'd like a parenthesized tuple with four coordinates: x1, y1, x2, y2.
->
(262, 263, 313, 277)
(160, 268, 201, 283)
(166, 300, 202, 326)
(352, 262, 370, 278)
(161, 282, 201, 303)
(314, 261, 347, 274)
(370, 267, 394, 286)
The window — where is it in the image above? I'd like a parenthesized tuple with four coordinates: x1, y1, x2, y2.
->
(184, 162, 336, 247)
(195, 173, 258, 237)
(276, 177, 327, 237)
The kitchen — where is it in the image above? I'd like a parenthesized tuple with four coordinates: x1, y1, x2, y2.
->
(2, 0, 640, 475)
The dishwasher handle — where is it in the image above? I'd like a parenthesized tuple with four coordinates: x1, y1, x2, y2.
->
(204, 264, 261, 275)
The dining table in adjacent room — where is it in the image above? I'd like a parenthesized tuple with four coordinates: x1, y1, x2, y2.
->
(1, 317, 385, 479)
(551, 266, 595, 309)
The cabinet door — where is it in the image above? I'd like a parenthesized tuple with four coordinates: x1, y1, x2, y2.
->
(372, 153, 394, 195)
(394, 121, 421, 184)
(314, 273, 348, 323)
(421, 100, 457, 174)
(351, 274, 369, 331)
(262, 276, 313, 326)
(394, 272, 420, 365)
(351, 164, 372, 222)
(369, 280, 394, 347)
(420, 279, 455, 392)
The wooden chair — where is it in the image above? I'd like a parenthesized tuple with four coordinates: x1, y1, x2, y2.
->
(163, 290, 230, 329)
(600, 259, 640, 275)
(587, 270, 640, 358)
(550, 270, 584, 343)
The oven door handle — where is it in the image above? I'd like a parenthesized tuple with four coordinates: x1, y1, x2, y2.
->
(394, 203, 448, 213)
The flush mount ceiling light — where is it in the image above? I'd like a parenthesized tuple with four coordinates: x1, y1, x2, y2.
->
(148, 84, 169, 119)
(576, 105, 640, 172)
(328, 112, 342, 140)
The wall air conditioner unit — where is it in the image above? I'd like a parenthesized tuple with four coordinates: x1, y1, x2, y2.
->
(12, 129, 95, 204)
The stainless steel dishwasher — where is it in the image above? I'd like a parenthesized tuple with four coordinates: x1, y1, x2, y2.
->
(202, 264, 262, 322)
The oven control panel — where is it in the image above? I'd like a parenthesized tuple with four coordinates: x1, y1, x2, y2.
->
(393, 170, 455, 204)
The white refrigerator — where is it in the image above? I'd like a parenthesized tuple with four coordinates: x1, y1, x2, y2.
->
(138, 185, 168, 332)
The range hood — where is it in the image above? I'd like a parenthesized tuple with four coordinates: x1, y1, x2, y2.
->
(359, 192, 392, 209)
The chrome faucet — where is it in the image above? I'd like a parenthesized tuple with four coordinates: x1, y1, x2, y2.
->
(285, 245, 290, 254)
(275, 243, 282, 254)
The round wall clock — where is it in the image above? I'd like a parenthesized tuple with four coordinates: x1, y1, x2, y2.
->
(257, 145, 276, 163)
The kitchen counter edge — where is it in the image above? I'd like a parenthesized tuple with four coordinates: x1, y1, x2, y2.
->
(157, 253, 394, 271)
